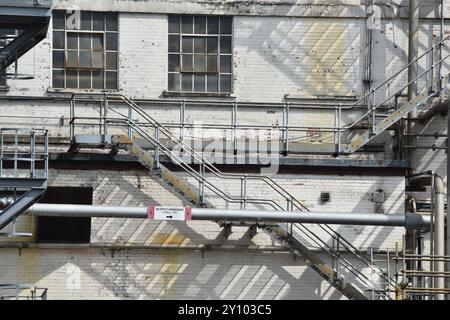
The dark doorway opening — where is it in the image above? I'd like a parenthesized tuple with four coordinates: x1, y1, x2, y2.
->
(36, 187, 92, 243)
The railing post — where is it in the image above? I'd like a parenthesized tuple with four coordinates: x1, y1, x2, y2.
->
(198, 157, 206, 206)
(127, 104, 133, 140)
(103, 93, 108, 140)
(336, 104, 342, 155)
(232, 101, 238, 155)
(70, 95, 75, 142)
(0, 130, 3, 177)
(13, 129, 17, 177)
(282, 101, 289, 156)
(154, 125, 160, 169)
(242, 174, 247, 209)
(180, 99, 185, 142)
(371, 89, 376, 135)
(430, 44, 435, 94)
(30, 130, 35, 178)
(44, 130, 49, 179)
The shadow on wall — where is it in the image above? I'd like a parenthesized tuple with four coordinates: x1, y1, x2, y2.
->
(0, 247, 345, 300)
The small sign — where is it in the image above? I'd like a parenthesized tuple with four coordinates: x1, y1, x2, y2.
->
(147, 206, 192, 221)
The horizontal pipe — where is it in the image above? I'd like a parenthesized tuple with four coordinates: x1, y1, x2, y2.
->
(13, 203, 432, 228)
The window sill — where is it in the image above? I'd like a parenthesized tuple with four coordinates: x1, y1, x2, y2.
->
(162, 90, 235, 100)
(47, 88, 119, 95)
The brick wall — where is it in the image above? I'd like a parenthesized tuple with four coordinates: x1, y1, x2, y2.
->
(0, 247, 346, 300)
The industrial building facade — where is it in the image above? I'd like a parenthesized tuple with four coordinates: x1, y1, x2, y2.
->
(0, 0, 449, 300)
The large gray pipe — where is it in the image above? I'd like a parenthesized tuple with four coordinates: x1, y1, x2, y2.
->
(9, 203, 430, 228)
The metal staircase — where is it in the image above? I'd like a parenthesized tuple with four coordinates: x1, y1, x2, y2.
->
(0, 128, 48, 234)
(64, 19, 450, 302)
(69, 93, 397, 300)
(0, 0, 52, 75)
(334, 35, 450, 155)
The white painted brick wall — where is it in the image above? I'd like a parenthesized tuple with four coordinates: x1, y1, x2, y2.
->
(0, 247, 345, 300)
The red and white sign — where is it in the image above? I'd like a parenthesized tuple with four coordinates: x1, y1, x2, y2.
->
(147, 206, 192, 221)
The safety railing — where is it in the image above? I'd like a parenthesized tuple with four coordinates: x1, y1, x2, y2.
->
(0, 284, 47, 300)
(0, 128, 49, 179)
(69, 92, 396, 299)
(333, 34, 450, 152)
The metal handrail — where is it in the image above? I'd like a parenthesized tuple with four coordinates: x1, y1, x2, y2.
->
(341, 34, 450, 129)
(69, 92, 395, 298)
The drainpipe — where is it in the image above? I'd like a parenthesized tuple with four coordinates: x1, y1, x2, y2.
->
(434, 175, 446, 300)
(406, 0, 420, 272)
(407, 0, 420, 168)
(409, 172, 446, 299)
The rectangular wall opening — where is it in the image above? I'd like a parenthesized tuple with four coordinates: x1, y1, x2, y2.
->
(36, 187, 92, 243)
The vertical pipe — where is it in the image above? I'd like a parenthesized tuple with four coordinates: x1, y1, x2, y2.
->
(407, 0, 420, 170)
(434, 175, 445, 300)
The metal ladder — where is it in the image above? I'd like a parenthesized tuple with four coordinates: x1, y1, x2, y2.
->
(0, 128, 48, 234)
(69, 93, 396, 299)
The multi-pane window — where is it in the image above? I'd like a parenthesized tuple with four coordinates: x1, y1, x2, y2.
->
(52, 11, 118, 90)
(168, 15, 232, 93)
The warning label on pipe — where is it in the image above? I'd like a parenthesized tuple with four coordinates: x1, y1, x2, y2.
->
(147, 206, 192, 221)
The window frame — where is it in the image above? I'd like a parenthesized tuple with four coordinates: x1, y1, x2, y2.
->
(51, 10, 119, 91)
(167, 15, 233, 95)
